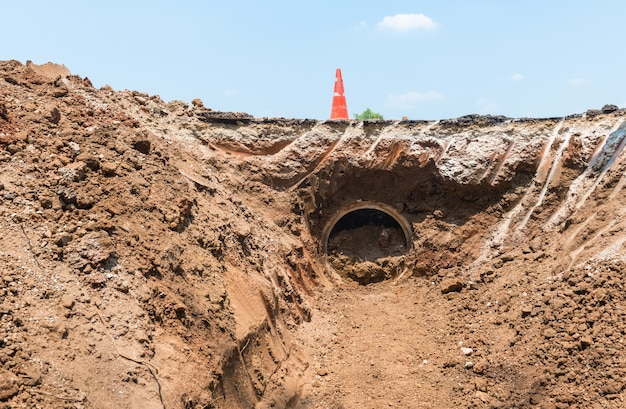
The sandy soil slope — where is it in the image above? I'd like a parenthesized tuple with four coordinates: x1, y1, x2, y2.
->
(1, 60, 626, 409)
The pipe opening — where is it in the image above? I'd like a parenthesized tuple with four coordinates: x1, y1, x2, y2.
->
(324, 205, 411, 285)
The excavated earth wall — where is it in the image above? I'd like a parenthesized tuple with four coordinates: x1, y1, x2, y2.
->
(1, 60, 626, 408)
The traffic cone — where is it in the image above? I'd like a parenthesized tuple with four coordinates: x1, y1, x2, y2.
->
(330, 68, 349, 120)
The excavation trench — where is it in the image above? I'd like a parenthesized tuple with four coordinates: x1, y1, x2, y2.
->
(322, 202, 412, 284)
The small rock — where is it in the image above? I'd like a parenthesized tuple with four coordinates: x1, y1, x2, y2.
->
(58, 161, 87, 182)
(378, 228, 391, 249)
(6, 144, 20, 154)
(543, 328, 557, 338)
(0, 370, 19, 401)
(61, 294, 75, 309)
(135, 330, 150, 344)
(101, 162, 118, 176)
(475, 391, 491, 403)
(53, 88, 68, 97)
(132, 140, 151, 155)
(56, 187, 77, 206)
(601, 104, 619, 113)
(442, 358, 458, 368)
(39, 195, 54, 209)
(440, 278, 464, 294)
(174, 303, 186, 319)
(0, 102, 7, 120)
(55, 233, 73, 247)
(474, 377, 488, 392)
(3, 191, 16, 201)
(461, 347, 473, 356)
(192, 98, 204, 108)
(75, 152, 100, 171)
(18, 365, 42, 386)
(52, 87, 69, 98)
(464, 361, 474, 369)
(472, 359, 489, 375)
(579, 337, 592, 350)
(56, 77, 70, 88)
(134, 96, 148, 105)
(49, 107, 61, 124)
(602, 380, 623, 395)
(115, 280, 130, 294)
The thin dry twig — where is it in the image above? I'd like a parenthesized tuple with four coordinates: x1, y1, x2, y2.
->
(240, 337, 251, 354)
(19, 223, 44, 271)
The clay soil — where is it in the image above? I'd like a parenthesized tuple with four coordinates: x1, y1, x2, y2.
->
(1, 60, 626, 409)
(328, 224, 407, 284)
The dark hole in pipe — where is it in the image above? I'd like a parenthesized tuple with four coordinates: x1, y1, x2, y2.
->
(327, 208, 408, 284)
(329, 208, 402, 236)
(328, 209, 408, 255)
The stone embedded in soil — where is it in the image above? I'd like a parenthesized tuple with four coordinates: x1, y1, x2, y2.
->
(61, 294, 75, 309)
(18, 365, 42, 387)
(55, 233, 73, 247)
(101, 162, 117, 176)
(579, 337, 592, 349)
(328, 247, 405, 284)
(521, 305, 533, 317)
(475, 391, 492, 404)
(472, 359, 489, 375)
(75, 152, 100, 171)
(601, 380, 624, 395)
(0, 371, 19, 401)
(543, 328, 558, 338)
(461, 347, 473, 356)
(440, 278, 464, 294)
(474, 377, 488, 392)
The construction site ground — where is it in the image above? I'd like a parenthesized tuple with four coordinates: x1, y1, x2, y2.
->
(1, 60, 626, 409)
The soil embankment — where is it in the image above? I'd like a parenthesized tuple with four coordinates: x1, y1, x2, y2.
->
(1, 60, 626, 408)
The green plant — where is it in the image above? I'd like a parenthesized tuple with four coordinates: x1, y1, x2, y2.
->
(354, 108, 384, 121)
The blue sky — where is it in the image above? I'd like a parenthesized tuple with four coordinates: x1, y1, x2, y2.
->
(3, 1, 626, 120)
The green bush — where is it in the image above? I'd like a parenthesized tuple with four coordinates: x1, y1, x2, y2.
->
(354, 108, 384, 120)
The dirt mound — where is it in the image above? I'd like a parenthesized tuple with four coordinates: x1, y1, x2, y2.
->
(0, 60, 310, 409)
(2, 59, 626, 409)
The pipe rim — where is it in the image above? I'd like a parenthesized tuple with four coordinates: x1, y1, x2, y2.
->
(321, 201, 413, 255)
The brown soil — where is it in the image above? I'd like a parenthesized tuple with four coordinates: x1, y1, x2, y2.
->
(1, 60, 626, 409)
(328, 224, 407, 284)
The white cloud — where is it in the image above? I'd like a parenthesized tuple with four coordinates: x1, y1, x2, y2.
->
(509, 73, 524, 81)
(386, 91, 444, 109)
(568, 77, 585, 87)
(377, 13, 438, 32)
(355, 21, 368, 29)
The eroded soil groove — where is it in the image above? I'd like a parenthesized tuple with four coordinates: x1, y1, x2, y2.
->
(1, 60, 626, 408)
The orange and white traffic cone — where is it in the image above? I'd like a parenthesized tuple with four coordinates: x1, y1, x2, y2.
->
(330, 68, 349, 120)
